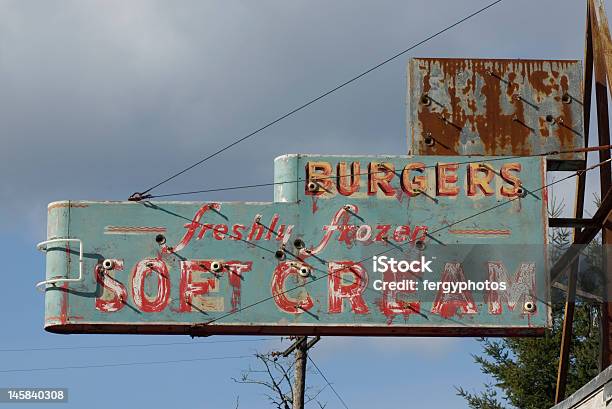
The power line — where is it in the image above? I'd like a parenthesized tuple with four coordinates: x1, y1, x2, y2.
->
(147, 145, 612, 199)
(132, 0, 505, 199)
(308, 355, 350, 409)
(0, 337, 276, 353)
(0, 355, 251, 374)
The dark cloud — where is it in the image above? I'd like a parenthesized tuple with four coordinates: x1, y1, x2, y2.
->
(0, 0, 593, 239)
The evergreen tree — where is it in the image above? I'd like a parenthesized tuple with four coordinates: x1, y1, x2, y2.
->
(458, 197, 603, 408)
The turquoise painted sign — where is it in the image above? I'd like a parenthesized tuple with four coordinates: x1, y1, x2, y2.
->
(40, 154, 549, 336)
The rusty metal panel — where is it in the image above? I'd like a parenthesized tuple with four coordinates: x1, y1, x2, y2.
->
(407, 58, 585, 170)
(40, 154, 550, 337)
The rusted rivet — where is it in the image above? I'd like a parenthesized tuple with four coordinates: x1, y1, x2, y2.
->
(512, 115, 519, 122)
(557, 117, 564, 125)
(306, 181, 319, 192)
(102, 259, 114, 270)
(415, 240, 426, 251)
(424, 133, 435, 147)
(545, 114, 555, 124)
(293, 238, 305, 249)
(420, 94, 431, 106)
(562, 93, 572, 104)
(155, 234, 166, 245)
(524, 300, 536, 313)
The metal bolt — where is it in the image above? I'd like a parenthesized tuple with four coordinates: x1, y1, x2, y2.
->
(155, 234, 166, 245)
(415, 240, 426, 251)
(524, 301, 536, 313)
(102, 259, 114, 270)
(298, 265, 311, 278)
(562, 93, 572, 104)
(306, 181, 319, 192)
(293, 238, 305, 249)
(424, 133, 435, 147)
(211, 261, 223, 272)
(274, 249, 286, 261)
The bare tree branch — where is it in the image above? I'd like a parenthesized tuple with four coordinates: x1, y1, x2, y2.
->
(233, 350, 327, 409)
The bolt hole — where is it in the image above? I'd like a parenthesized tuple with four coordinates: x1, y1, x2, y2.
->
(102, 259, 114, 270)
(545, 114, 555, 123)
(420, 94, 431, 106)
(424, 134, 435, 147)
(275, 250, 286, 261)
(524, 301, 536, 313)
(517, 187, 527, 198)
(562, 93, 572, 104)
(306, 181, 319, 192)
(415, 240, 426, 251)
(293, 238, 305, 249)
(298, 266, 311, 278)
(155, 234, 166, 245)
(211, 261, 223, 272)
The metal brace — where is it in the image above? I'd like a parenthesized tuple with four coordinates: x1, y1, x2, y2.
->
(35, 238, 84, 291)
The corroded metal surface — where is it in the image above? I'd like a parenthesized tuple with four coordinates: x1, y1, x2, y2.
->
(407, 58, 585, 170)
(40, 154, 549, 336)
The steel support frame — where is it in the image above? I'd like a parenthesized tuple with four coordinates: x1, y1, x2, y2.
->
(555, 0, 612, 402)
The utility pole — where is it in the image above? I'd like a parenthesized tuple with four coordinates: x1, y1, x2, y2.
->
(274, 336, 321, 409)
(293, 337, 307, 409)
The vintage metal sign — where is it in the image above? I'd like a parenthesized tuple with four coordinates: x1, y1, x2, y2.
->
(407, 58, 585, 170)
(40, 154, 549, 336)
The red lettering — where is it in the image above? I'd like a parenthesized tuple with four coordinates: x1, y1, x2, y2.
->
(165, 203, 220, 253)
(487, 262, 536, 314)
(271, 262, 314, 313)
(305, 161, 333, 195)
(180, 260, 252, 313)
(431, 263, 478, 318)
(337, 161, 360, 196)
(368, 162, 396, 196)
(500, 163, 522, 197)
(131, 258, 171, 313)
(95, 259, 127, 313)
(401, 162, 427, 196)
(328, 261, 369, 314)
(380, 270, 420, 319)
(467, 163, 494, 196)
(375, 224, 391, 241)
(436, 163, 460, 196)
(212, 224, 228, 240)
(231, 224, 246, 240)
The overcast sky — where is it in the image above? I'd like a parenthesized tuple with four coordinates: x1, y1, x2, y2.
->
(0, 0, 606, 408)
